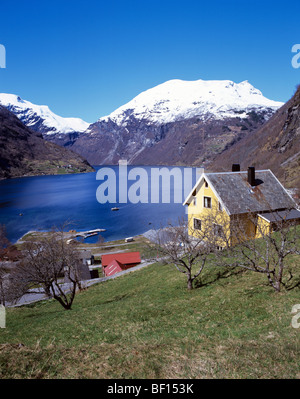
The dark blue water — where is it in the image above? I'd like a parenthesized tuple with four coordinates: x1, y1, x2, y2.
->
(0, 166, 198, 243)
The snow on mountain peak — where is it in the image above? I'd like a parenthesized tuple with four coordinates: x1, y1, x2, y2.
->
(0, 93, 90, 134)
(99, 79, 284, 125)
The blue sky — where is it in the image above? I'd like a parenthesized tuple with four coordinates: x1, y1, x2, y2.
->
(0, 0, 299, 122)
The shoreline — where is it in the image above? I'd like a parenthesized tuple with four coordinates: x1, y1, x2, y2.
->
(16, 228, 152, 246)
(0, 168, 95, 182)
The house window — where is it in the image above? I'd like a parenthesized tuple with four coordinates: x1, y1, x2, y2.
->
(193, 197, 197, 206)
(204, 180, 209, 188)
(203, 196, 212, 208)
(218, 202, 223, 211)
(193, 218, 202, 230)
(213, 223, 223, 237)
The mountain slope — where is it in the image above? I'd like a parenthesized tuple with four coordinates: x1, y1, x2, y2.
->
(211, 85, 300, 188)
(71, 79, 283, 165)
(0, 93, 90, 135)
(0, 106, 94, 179)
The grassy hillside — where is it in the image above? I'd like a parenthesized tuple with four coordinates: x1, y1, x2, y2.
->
(0, 259, 299, 379)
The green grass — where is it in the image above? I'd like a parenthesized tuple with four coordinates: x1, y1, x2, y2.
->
(76, 235, 154, 258)
(0, 259, 299, 379)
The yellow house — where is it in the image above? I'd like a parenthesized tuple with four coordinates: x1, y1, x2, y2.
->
(183, 165, 300, 247)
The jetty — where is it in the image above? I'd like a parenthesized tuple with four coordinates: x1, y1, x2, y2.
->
(74, 228, 106, 240)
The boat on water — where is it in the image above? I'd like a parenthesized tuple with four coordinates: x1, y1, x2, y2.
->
(111, 207, 120, 211)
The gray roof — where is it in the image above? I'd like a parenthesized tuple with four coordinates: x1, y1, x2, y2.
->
(78, 250, 92, 260)
(258, 209, 300, 223)
(205, 170, 296, 215)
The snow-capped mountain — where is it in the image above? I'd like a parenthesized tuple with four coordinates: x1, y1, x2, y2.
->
(0, 79, 285, 166)
(71, 79, 283, 165)
(98, 79, 283, 126)
(0, 93, 90, 135)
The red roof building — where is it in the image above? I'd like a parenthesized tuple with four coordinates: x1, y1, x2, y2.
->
(102, 252, 141, 277)
(103, 259, 124, 277)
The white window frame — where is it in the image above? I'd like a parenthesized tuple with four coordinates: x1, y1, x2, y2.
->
(203, 196, 212, 209)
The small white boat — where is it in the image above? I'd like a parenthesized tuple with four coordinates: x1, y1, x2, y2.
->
(125, 237, 134, 242)
(111, 207, 119, 211)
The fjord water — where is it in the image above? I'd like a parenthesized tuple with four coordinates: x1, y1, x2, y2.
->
(0, 166, 198, 243)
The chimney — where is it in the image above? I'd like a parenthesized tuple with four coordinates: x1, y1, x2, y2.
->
(248, 166, 255, 186)
(232, 164, 240, 172)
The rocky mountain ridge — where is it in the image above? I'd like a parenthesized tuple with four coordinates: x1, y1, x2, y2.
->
(211, 85, 300, 189)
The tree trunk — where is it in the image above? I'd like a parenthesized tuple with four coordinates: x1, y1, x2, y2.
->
(275, 259, 284, 293)
(50, 283, 74, 310)
(187, 275, 193, 290)
(0, 280, 5, 306)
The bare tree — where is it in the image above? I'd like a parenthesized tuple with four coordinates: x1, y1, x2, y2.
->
(10, 228, 83, 309)
(0, 225, 12, 305)
(148, 217, 220, 290)
(0, 263, 7, 305)
(221, 209, 300, 292)
(0, 262, 19, 305)
(0, 224, 11, 258)
(97, 234, 105, 245)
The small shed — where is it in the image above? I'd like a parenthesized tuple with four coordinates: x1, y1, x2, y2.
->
(104, 259, 124, 277)
(78, 250, 94, 266)
(102, 252, 141, 277)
